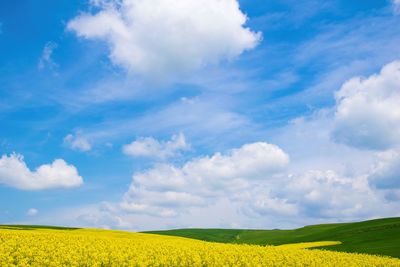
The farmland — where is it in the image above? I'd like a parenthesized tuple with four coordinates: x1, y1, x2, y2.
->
(1, 226, 400, 266)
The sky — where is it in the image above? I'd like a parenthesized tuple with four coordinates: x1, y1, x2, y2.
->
(0, 0, 400, 231)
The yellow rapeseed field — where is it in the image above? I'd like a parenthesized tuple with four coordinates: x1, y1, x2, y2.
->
(277, 241, 342, 249)
(0, 228, 399, 267)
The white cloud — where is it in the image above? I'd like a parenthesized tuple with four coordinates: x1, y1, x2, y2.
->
(247, 196, 299, 216)
(332, 61, 400, 150)
(45, 164, 400, 231)
(0, 153, 83, 190)
(120, 138, 394, 222)
(123, 133, 189, 159)
(283, 170, 373, 219)
(67, 0, 261, 78)
(368, 149, 400, 190)
(38, 42, 58, 70)
(27, 208, 38, 216)
(64, 133, 92, 152)
(393, 0, 400, 14)
(243, 166, 399, 221)
(121, 142, 289, 217)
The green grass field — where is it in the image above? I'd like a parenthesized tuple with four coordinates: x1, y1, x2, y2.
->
(145, 217, 400, 258)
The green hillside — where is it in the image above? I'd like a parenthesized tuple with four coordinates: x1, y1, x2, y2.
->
(145, 217, 400, 258)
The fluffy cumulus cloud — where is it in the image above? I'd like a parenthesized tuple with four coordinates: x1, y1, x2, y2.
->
(64, 133, 92, 152)
(235, 166, 399, 222)
(0, 154, 83, 190)
(332, 61, 400, 150)
(368, 149, 400, 190)
(121, 142, 289, 217)
(57, 157, 400, 230)
(123, 133, 189, 159)
(283, 170, 379, 219)
(115, 123, 400, 226)
(67, 0, 261, 78)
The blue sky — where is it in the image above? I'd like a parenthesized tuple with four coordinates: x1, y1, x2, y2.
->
(0, 0, 400, 230)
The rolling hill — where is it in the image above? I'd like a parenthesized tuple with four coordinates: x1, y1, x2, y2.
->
(145, 217, 400, 258)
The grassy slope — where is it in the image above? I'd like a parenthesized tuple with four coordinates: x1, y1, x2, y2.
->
(145, 217, 400, 258)
(0, 225, 80, 231)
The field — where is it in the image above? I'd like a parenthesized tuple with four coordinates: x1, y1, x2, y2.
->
(1, 225, 400, 266)
(146, 217, 400, 259)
